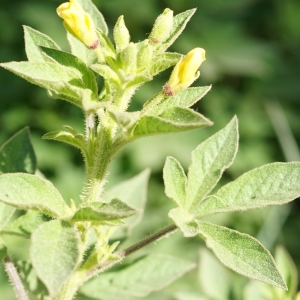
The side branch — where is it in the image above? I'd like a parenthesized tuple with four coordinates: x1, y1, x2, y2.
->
(118, 224, 178, 258)
(3, 256, 29, 300)
(86, 224, 178, 279)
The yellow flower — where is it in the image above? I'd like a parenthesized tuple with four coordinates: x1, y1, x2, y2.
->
(164, 48, 206, 96)
(57, 0, 99, 49)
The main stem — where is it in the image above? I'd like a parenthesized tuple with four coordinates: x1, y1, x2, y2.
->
(84, 123, 113, 203)
(54, 271, 84, 300)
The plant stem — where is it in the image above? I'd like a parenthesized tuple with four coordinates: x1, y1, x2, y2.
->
(118, 224, 178, 258)
(54, 271, 84, 300)
(86, 224, 178, 279)
(3, 256, 29, 300)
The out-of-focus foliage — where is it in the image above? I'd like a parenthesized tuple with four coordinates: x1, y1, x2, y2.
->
(1, 0, 300, 299)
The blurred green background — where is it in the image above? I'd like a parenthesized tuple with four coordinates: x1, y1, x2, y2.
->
(1, 0, 300, 299)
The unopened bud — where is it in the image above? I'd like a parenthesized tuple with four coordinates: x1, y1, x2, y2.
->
(120, 42, 137, 74)
(137, 40, 153, 70)
(149, 8, 173, 45)
(113, 16, 130, 52)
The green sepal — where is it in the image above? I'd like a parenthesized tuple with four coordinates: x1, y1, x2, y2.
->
(40, 47, 98, 95)
(1, 211, 50, 239)
(150, 52, 181, 76)
(97, 29, 116, 59)
(158, 9, 196, 53)
(0, 61, 85, 107)
(0, 173, 72, 219)
(133, 107, 212, 137)
(23, 25, 60, 62)
(198, 221, 287, 290)
(70, 199, 137, 224)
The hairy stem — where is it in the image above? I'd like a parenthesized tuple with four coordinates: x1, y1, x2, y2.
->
(54, 271, 84, 300)
(86, 224, 178, 279)
(3, 256, 29, 300)
(118, 224, 178, 258)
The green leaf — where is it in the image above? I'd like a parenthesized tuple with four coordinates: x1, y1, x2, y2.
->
(1, 211, 50, 239)
(0, 173, 71, 218)
(24, 26, 60, 62)
(147, 86, 211, 116)
(103, 169, 150, 234)
(198, 222, 287, 289)
(0, 127, 37, 174)
(158, 9, 196, 52)
(150, 52, 181, 76)
(0, 61, 84, 107)
(0, 128, 37, 230)
(0, 237, 7, 260)
(30, 220, 81, 297)
(0, 202, 15, 231)
(133, 107, 212, 137)
(185, 116, 238, 209)
(198, 248, 231, 300)
(168, 207, 200, 237)
(274, 246, 298, 299)
(80, 254, 196, 300)
(197, 162, 300, 217)
(163, 157, 187, 207)
(17, 260, 48, 297)
(42, 130, 85, 151)
(71, 199, 137, 224)
(40, 47, 98, 95)
(174, 292, 207, 300)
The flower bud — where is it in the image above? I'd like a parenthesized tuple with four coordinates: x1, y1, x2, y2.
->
(120, 42, 137, 75)
(137, 40, 153, 70)
(163, 48, 206, 96)
(113, 16, 130, 52)
(149, 8, 173, 45)
(57, 0, 99, 49)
